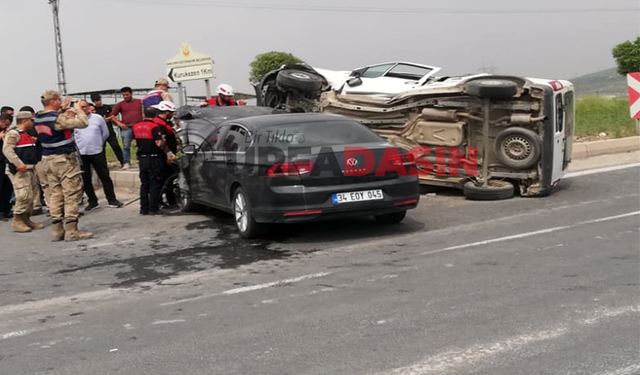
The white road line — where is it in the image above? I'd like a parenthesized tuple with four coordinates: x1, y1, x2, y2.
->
(595, 364, 640, 375)
(160, 272, 332, 306)
(152, 320, 186, 325)
(423, 211, 640, 255)
(0, 320, 81, 341)
(375, 304, 640, 375)
(578, 211, 640, 224)
(565, 162, 640, 178)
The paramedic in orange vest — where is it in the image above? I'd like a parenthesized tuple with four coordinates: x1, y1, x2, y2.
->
(2, 111, 45, 233)
(200, 84, 247, 107)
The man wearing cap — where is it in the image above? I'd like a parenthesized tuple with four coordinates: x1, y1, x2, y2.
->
(91, 93, 124, 168)
(2, 111, 45, 232)
(143, 79, 174, 113)
(20, 106, 48, 217)
(34, 90, 92, 241)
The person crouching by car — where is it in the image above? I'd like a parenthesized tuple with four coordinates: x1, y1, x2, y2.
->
(1, 111, 45, 232)
(133, 107, 175, 215)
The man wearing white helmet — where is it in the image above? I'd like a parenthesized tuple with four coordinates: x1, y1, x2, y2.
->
(201, 84, 247, 107)
(152, 101, 179, 210)
(133, 104, 176, 215)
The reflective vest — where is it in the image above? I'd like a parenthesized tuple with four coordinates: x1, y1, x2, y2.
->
(132, 120, 156, 140)
(153, 117, 177, 154)
(8, 129, 39, 174)
(153, 117, 174, 136)
(34, 111, 76, 156)
(133, 120, 164, 156)
(205, 97, 238, 106)
(142, 90, 164, 110)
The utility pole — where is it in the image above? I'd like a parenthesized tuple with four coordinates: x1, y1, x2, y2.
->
(49, 0, 67, 95)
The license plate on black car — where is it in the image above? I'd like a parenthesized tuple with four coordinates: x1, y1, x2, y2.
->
(332, 190, 383, 204)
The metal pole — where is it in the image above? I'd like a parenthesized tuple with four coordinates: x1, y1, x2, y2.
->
(636, 118, 640, 135)
(205, 79, 212, 99)
(481, 98, 491, 187)
(177, 82, 184, 106)
(49, 0, 67, 95)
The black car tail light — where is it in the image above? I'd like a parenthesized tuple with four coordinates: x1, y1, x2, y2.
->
(266, 161, 317, 177)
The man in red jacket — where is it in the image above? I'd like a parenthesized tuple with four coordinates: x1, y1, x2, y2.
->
(200, 84, 247, 107)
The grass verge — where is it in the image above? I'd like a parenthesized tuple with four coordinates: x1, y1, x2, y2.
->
(575, 96, 636, 139)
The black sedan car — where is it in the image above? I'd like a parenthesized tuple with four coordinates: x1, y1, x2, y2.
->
(176, 107, 420, 238)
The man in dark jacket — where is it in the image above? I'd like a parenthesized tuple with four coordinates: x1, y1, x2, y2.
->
(0, 113, 14, 220)
(91, 93, 124, 167)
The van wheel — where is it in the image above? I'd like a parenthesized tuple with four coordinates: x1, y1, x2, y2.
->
(375, 211, 407, 224)
(463, 180, 515, 200)
(277, 70, 323, 93)
(465, 79, 518, 99)
(233, 187, 263, 239)
(494, 127, 542, 169)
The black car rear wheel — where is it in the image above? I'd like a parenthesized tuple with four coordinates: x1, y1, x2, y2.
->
(375, 210, 407, 224)
(233, 187, 263, 239)
(176, 171, 199, 212)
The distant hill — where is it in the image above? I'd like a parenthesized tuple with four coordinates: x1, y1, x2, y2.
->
(571, 68, 628, 97)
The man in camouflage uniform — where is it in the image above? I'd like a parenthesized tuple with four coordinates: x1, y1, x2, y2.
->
(2, 111, 45, 232)
(20, 106, 49, 217)
(34, 90, 92, 241)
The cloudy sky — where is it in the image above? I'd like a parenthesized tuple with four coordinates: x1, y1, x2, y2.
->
(1, 0, 638, 108)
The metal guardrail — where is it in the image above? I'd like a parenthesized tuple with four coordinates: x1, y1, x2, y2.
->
(67, 87, 255, 106)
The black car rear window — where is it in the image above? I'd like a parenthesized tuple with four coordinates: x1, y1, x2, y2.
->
(255, 120, 383, 147)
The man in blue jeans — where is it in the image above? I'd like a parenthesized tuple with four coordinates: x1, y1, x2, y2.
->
(108, 87, 142, 170)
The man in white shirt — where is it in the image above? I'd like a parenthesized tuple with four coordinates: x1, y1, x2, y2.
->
(74, 101, 123, 211)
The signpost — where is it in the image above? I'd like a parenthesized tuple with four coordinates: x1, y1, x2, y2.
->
(166, 44, 215, 106)
(628, 73, 640, 135)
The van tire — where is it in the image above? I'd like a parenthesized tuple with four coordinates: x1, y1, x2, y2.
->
(277, 70, 323, 93)
(494, 127, 542, 169)
(465, 79, 518, 99)
(463, 180, 515, 200)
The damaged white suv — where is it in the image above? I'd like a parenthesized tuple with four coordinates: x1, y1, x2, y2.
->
(254, 61, 575, 200)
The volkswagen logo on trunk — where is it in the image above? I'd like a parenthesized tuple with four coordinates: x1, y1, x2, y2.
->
(346, 158, 358, 168)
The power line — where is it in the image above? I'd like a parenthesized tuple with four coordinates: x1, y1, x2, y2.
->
(79, 0, 639, 14)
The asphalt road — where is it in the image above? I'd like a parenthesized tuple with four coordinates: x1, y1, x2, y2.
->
(0, 157, 639, 375)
